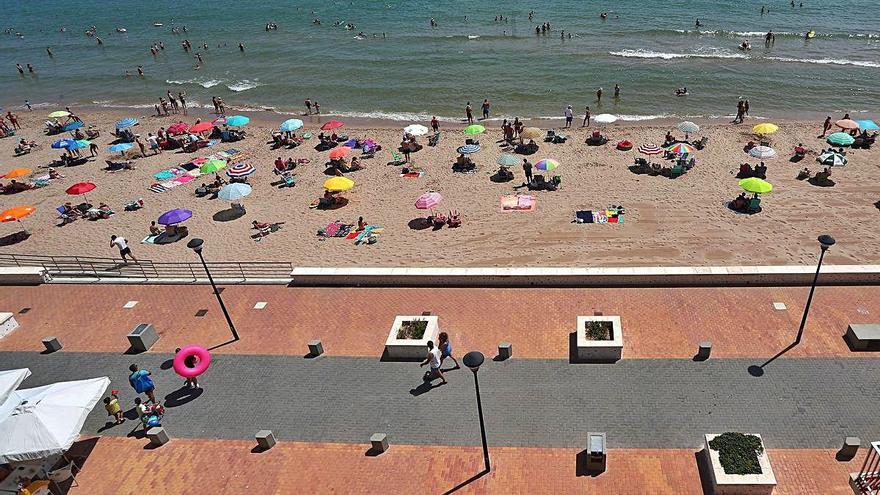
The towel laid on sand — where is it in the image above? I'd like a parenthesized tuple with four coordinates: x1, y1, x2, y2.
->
(501, 195, 536, 211)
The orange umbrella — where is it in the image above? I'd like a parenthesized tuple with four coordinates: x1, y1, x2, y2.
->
(189, 121, 213, 133)
(0, 205, 36, 223)
(321, 120, 344, 131)
(329, 147, 351, 160)
(836, 119, 859, 130)
(3, 168, 33, 179)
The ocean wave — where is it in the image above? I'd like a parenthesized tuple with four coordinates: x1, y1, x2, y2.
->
(226, 80, 263, 92)
(165, 78, 222, 88)
(662, 28, 879, 39)
(765, 56, 880, 68)
(609, 49, 748, 60)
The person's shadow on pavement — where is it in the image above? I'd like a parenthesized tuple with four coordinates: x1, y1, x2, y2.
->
(163, 386, 203, 408)
(409, 379, 445, 397)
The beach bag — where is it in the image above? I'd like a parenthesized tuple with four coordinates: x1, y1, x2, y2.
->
(129, 371, 154, 393)
(145, 415, 161, 427)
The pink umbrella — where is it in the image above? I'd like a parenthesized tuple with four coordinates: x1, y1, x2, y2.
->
(167, 122, 188, 135)
(415, 192, 443, 210)
(189, 122, 213, 133)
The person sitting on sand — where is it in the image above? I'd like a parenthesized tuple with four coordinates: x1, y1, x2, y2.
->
(285, 157, 296, 170)
(357, 216, 366, 231)
(664, 131, 675, 145)
(149, 221, 160, 235)
(456, 153, 473, 168)
(274, 157, 285, 174)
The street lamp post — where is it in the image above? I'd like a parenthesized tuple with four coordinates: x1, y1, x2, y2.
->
(795, 234, 835, 344)
(462, 351, 490, 472)
(187, 238, 239, 342)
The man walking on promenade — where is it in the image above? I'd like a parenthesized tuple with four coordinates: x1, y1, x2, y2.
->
(110, 235, 137, 262)
(421, 341, 447, 385)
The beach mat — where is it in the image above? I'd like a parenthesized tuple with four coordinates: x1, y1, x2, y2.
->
(575, 208, 625, 224)
(500, 195, 536, 212)
(141, 235, 158, 244)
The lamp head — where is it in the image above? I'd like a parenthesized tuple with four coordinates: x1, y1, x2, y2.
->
(187, 237, 204, 254)
(462, 351, 485, 372)
(818, 234, 835, 250)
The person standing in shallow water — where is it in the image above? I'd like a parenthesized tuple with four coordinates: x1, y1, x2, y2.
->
(465, 102, 473, 124)
(596, 87, 603, 104)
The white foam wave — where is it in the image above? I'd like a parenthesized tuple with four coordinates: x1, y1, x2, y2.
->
(609, 49, 748, 60)
(226, 80, 263, 92)
(165, 78, 222, 88)
(765, 56, 880, 68)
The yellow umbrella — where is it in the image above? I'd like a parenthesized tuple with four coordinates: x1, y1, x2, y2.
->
(519, 127, 542, 140)
(323, 177, 354, 192)
(752, 123, 779, 135)
(48, 111, 70, 118)
(3, 168, 33, 179)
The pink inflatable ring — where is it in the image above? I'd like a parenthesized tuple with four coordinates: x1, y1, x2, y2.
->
(173, 345, 211, 378)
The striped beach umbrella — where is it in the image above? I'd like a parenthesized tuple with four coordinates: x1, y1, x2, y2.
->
(534, 158, 559, 171)
(280, 119, 304, 132)
(637, 144, 663, 155)
(818, 151, 847, 167)
(456, 144, 481, 154)
(415, 192, 443, 210)
(115, 117, 138, 129)
(666, 143, 695, 155)
(749, 146, 776, 159)
(226, 162, 256, 178)
(827, 132, 855, 146)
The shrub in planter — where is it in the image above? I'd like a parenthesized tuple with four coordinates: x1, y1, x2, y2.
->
(708, 432, 764, 475)
(396, 319, 428, 340)
(584, 320, 613, 341)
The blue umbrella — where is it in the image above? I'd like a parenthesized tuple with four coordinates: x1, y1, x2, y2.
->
(51, 139, 75, 149)
(857, 119, 879, 131)
(62, 121, 84, 131)
(827, 132, 855, 146)
(456, 144, 481, 154)
(67, 140, 88, 150)
(157, 208, 192, 225)
(280, 118, 303, 132)
(115, 117, 138, 129)
(217, 183, 252, 201)
(225, 115, 250, 127)
(108, 143, 134, 152)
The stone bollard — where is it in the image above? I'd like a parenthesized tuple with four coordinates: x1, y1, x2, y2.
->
(840, 437, 860, 460)
(256, 430, 277, 450)
(370, 433, 388, 454)
(42, 337, 62, 353)
(696, 341, 712, 361)
(498, 342, 513, 360)
(308, 340, 324, 357)
(127, 323, 159, 353)
(147, 427, 170, 446)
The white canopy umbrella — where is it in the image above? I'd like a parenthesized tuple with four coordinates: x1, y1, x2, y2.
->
(818, 151, 847, 167)
(0, 368, 31, 406)
(403, 124, 429, 136)
(0, 377, 109, 463)
(594, 114, 618, 124)
(748, 146, 776, 159)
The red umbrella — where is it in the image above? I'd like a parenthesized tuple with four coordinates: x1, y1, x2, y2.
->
(189, 122, 213, 133)
(321, 120, 344, 131)
(329, 147, 351, 159)
(167, 122, 188, 135)
(66, 182, 96, 203)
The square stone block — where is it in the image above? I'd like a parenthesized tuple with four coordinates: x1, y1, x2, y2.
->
(147, 427, 170, 446)
(308, 340, 324, 356)
(705, 433, 776, 495)
(384, 316, 440, 360)
(370, 433, 388, 453)
(0, 312, 20, 339)
(127, 323, 159, 353)
(840, 437, 860, 460)
(697, 341, 712, 361)
(845, 324, 880, 351)
(575, 316, 623, 363)
(498, 342, 512, 360)
(256, 430, 276, 450)
(42, 336, 62, 353)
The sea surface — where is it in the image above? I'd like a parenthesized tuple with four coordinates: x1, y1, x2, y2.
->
(1, 0, 879, 121)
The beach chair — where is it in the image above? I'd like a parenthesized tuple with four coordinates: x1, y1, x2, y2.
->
(448, 209, 461, 228)
(669, 164, 684, 178)
(428, 132, 441, 147)
(544, 130, 556, 142)
(747, 197, 761, 213)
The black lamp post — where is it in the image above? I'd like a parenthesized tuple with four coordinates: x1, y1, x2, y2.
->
(187, 238, 239, 342)
(795, 234, 835, 344)
(462, 351, 490, 472)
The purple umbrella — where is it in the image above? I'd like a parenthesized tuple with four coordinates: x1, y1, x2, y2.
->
(157, 208, 192, 225)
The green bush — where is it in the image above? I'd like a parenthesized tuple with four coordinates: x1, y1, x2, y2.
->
(584, 320, 613, 340)
(709, 432, 764, 475)
(396, 319, 428, 340)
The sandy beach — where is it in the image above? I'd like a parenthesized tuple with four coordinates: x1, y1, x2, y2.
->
(0, 106, 878, 267)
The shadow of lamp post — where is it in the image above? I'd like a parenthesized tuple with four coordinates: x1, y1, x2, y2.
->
(187, 237, 239, 342)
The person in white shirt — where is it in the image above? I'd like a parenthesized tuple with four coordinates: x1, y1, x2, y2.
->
(110, 235, 137, 261)
(147, 132, 160, 154)
(564, 105, 573, 128)
(420, 341, 447, 384)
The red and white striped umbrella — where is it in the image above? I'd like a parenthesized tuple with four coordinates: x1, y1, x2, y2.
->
(226, 162, 256, 178)
(415, 192, 443, 210)
(638, 144, 663, 155)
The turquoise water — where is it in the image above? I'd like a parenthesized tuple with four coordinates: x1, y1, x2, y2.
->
(1, 0, 879, 121)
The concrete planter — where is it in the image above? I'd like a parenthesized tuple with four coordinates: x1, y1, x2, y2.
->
(575, 316, 622, 363)
(705, 434, 776, 495)
(384, 316, 440, 361)
(0, 313, 19, 339)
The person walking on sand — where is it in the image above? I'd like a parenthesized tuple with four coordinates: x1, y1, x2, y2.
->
(135, 135, 147, 156)
(437, 332, 460, 369)
(178, 91, 187, 115)
(128, 364, 157, 403)
(582, 106, 591, 127)
(564, 105, 573, 128)
(110, 235, 137, 262)
(596, 87, 603, 104)
(431, 115, 439, 132)
(147, 132, 160, 154)
(420, 341, 447, 385)
(305, 98, 312, 115)
(466, 102, 474, 124)
(820, 116, 832, 137)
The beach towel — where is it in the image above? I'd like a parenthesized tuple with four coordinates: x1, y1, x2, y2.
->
(501, 195, 536, 212)
(180, 163, 199, 172)
(324, 222, 343, 237)
(575, 210, 594, 223)
(173, 174, 195, 184)
(148, 184, 169, 193)
(153, 170, 177, 180)
(400, 171, 425, 178)
(141, 235, 157, 244)
(352, 225, 384, 243)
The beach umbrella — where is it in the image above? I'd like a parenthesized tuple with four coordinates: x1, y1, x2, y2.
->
(61, 121, 84, 132)
(65, 182, 96, 203)
(818, 151, 847, 166)
(748, 146, 776, 159)
(217, 183, 252, 201)
(199, 159, 227, 174)
(225, 115, 250, 127)
(108, 143, 134, 154)
(836, 119, 859, 130)
(329, 147, 351, 160)
(415, 191, 443, 210)
(67, 140, 89, 150)
(463, 124, 486, 135)
(226, 162, 256, 178)
(189, 122, 214, 133)
(212, 116, 227, 125)
(638, 144, 663, 155)
(827, 132, 855, 146)
(739, 177, 773, 194)
(115, 117, 138, 129)
(0, 368, 31, 406)
(51, 139, 75, 149)
(321, 120, 345, 131)
(497, 154, 520, 166)
(666, 143, 695, 155)
(535, 158, 560, 171)
(856, 119, 879, 131)
(167, 122, 188, 135)
(519, 127, 542, 140)
(752, 123, 779, 135)
(404, 124, 429, 136)
(48, 111, 70, 118)
(323, 177, 354, 192)
(594, 114, 618, 124)
(456, 144, 481, 154)
(676, 121, 700, 134)
(3, 168, 33, 179)
(280, 119, 304, 132)
(157, 208, 192, 225)
(0, 205, 36, 224)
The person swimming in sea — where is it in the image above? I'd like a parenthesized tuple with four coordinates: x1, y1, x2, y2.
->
(695, 18, 702, 27)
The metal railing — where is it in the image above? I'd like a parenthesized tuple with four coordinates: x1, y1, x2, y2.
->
(852, 442, 880, 494)
(0, 253, 294, 282)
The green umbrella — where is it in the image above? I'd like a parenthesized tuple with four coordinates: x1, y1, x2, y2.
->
(739, 177, 773, 194)
(496, 154, 520, 167)
(463, 124, 486, 135)
(199, 159, 227, 174)
(826, 132, 855, 146)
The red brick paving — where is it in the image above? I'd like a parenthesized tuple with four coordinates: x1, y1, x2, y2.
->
(64, 436, 859, 494)
(1, 285, 878, 359)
